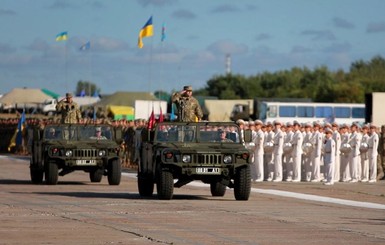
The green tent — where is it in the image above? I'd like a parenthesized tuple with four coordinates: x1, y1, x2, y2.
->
(41, 88, 60, 99)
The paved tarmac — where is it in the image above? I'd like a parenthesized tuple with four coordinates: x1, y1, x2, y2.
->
(0, 154, 384, 245)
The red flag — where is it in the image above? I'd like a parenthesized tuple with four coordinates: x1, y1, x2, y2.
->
(148, 109, 155, 130)
(158, 106, 164, 123)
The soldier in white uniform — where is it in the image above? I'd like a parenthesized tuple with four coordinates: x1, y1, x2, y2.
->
(283, 122, 293, 181)
(302, 123, 313, 182)
(360, 124, 369, 182)
(310, 122, 323, 182)
(264, 122, 275, 181)
(331, 123, 341, 182)
(272, 120, 284, 182)
(252, 120, 265, 182)
(348, 123, 362, 183)
(340, 124, 351, 182)
(248, 121, 257, 181)
(323, 128, 336, 185)
(290, 120, 303, 182)
(235, 119, 245, 144)
(368, 124, 379, 183)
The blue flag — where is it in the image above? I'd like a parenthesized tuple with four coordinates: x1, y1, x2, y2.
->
(80, 41, 91, 51)
(170, 104, 176, 121)
(16, 110, 26, 146)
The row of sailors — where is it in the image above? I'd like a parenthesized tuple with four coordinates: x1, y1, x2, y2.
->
(236, 119, 379, 185)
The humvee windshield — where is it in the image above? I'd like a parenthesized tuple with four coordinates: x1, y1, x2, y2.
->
(44, 125, 113, 141)
(155, 123, 240, 143)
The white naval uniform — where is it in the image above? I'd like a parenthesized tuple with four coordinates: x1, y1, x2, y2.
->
(360, 133, 369, 181)
(252, 129, 265, 181)
(348, 131, 362, 182)
(303, 131, 313, 181)
(332, 130, 341, 182)
(283, 130, 293, 180)
(310, 130, 323, 181)
(290, 129, 303, 182)
(367, 132, 379, 182)
(264, 130, 275, 181)
(272, 128, 284, 181)
(323, 137, 336, 184)
(340, 132, 351, 181)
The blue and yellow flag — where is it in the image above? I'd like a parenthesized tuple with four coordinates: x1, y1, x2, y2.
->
(56, 31, 68, 42)
(138, 16, 153, 48)
(8, 110, 26, 152)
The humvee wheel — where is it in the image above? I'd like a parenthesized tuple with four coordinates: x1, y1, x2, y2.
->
(210, 181, 227, 197)
(90, 169, 103, 183)
(45, 162, 58, 185)
(234, 166, 251, 201)
(138, 172, 154, 197)
(108, 159, 121, 185)
(30, 166, 44, 184)
(157, 170, 174, 200)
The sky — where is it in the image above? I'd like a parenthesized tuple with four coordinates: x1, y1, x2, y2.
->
(1, 0, 385, 97)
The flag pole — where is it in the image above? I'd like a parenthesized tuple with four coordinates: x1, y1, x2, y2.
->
(65, 39, 68, 92)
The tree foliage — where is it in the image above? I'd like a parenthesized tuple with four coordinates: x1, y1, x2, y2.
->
(195, 56, 385, 103)
(75, 80, 100, 96)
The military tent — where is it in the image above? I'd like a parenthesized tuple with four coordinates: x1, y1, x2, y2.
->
(94, 92, 157, 107)
(0, 88, 53, 112)
(93, 92, 167, 120)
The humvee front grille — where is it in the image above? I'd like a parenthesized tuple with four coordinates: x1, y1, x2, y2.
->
(73, 149, 98, 158)
(196, 154, 222, 164)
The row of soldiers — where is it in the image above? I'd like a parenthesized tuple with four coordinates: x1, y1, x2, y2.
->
(236, 119, 383, 185)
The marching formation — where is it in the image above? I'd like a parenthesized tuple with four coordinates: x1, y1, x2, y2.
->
(236, 119, 380, 185)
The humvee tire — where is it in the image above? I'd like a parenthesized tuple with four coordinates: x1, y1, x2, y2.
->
(45, 162, 59, 185)
(90, 169, 103, 183)
(108, 159, 121, 185)
(157, 170, 173, 200)
(210, 181, 227, 197)
(234, 166, 251, 200)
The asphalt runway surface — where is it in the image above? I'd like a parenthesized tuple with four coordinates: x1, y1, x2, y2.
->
(0, 154, 384, 245)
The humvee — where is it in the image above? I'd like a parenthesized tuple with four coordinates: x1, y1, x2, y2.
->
(30, 124, 122, 185)
(138, 122, 253, 200)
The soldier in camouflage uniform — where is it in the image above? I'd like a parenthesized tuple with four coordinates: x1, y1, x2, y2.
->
(172, 85, 203, 122)
(56, 93, 82, 124)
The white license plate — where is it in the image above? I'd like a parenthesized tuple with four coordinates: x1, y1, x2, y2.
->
(75, 159, 97, 165)
(196, 167, 221, 174)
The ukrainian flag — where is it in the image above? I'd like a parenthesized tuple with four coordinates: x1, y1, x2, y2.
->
(56, 31, 68, 42)
(138, 16, 153, 48)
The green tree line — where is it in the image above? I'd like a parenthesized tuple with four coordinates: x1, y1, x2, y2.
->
(195, 56, 385, 103)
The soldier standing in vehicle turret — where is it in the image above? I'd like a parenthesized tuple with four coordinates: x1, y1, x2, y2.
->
(172, 85, 203, 122)
(56, 93, 81, 124)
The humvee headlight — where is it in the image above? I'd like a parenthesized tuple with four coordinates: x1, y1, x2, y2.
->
(51, 148, 60, 156)
(182, 155, 191, 163)
(98, 150, 106, 157)
(65, 150, 73, 157)
(242, 153, 249, 160)
(165, 152, 173, 159)
(223, 155, 232, 164)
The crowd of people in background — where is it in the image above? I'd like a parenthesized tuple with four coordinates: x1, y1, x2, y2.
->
(236, 119, 383, 185)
